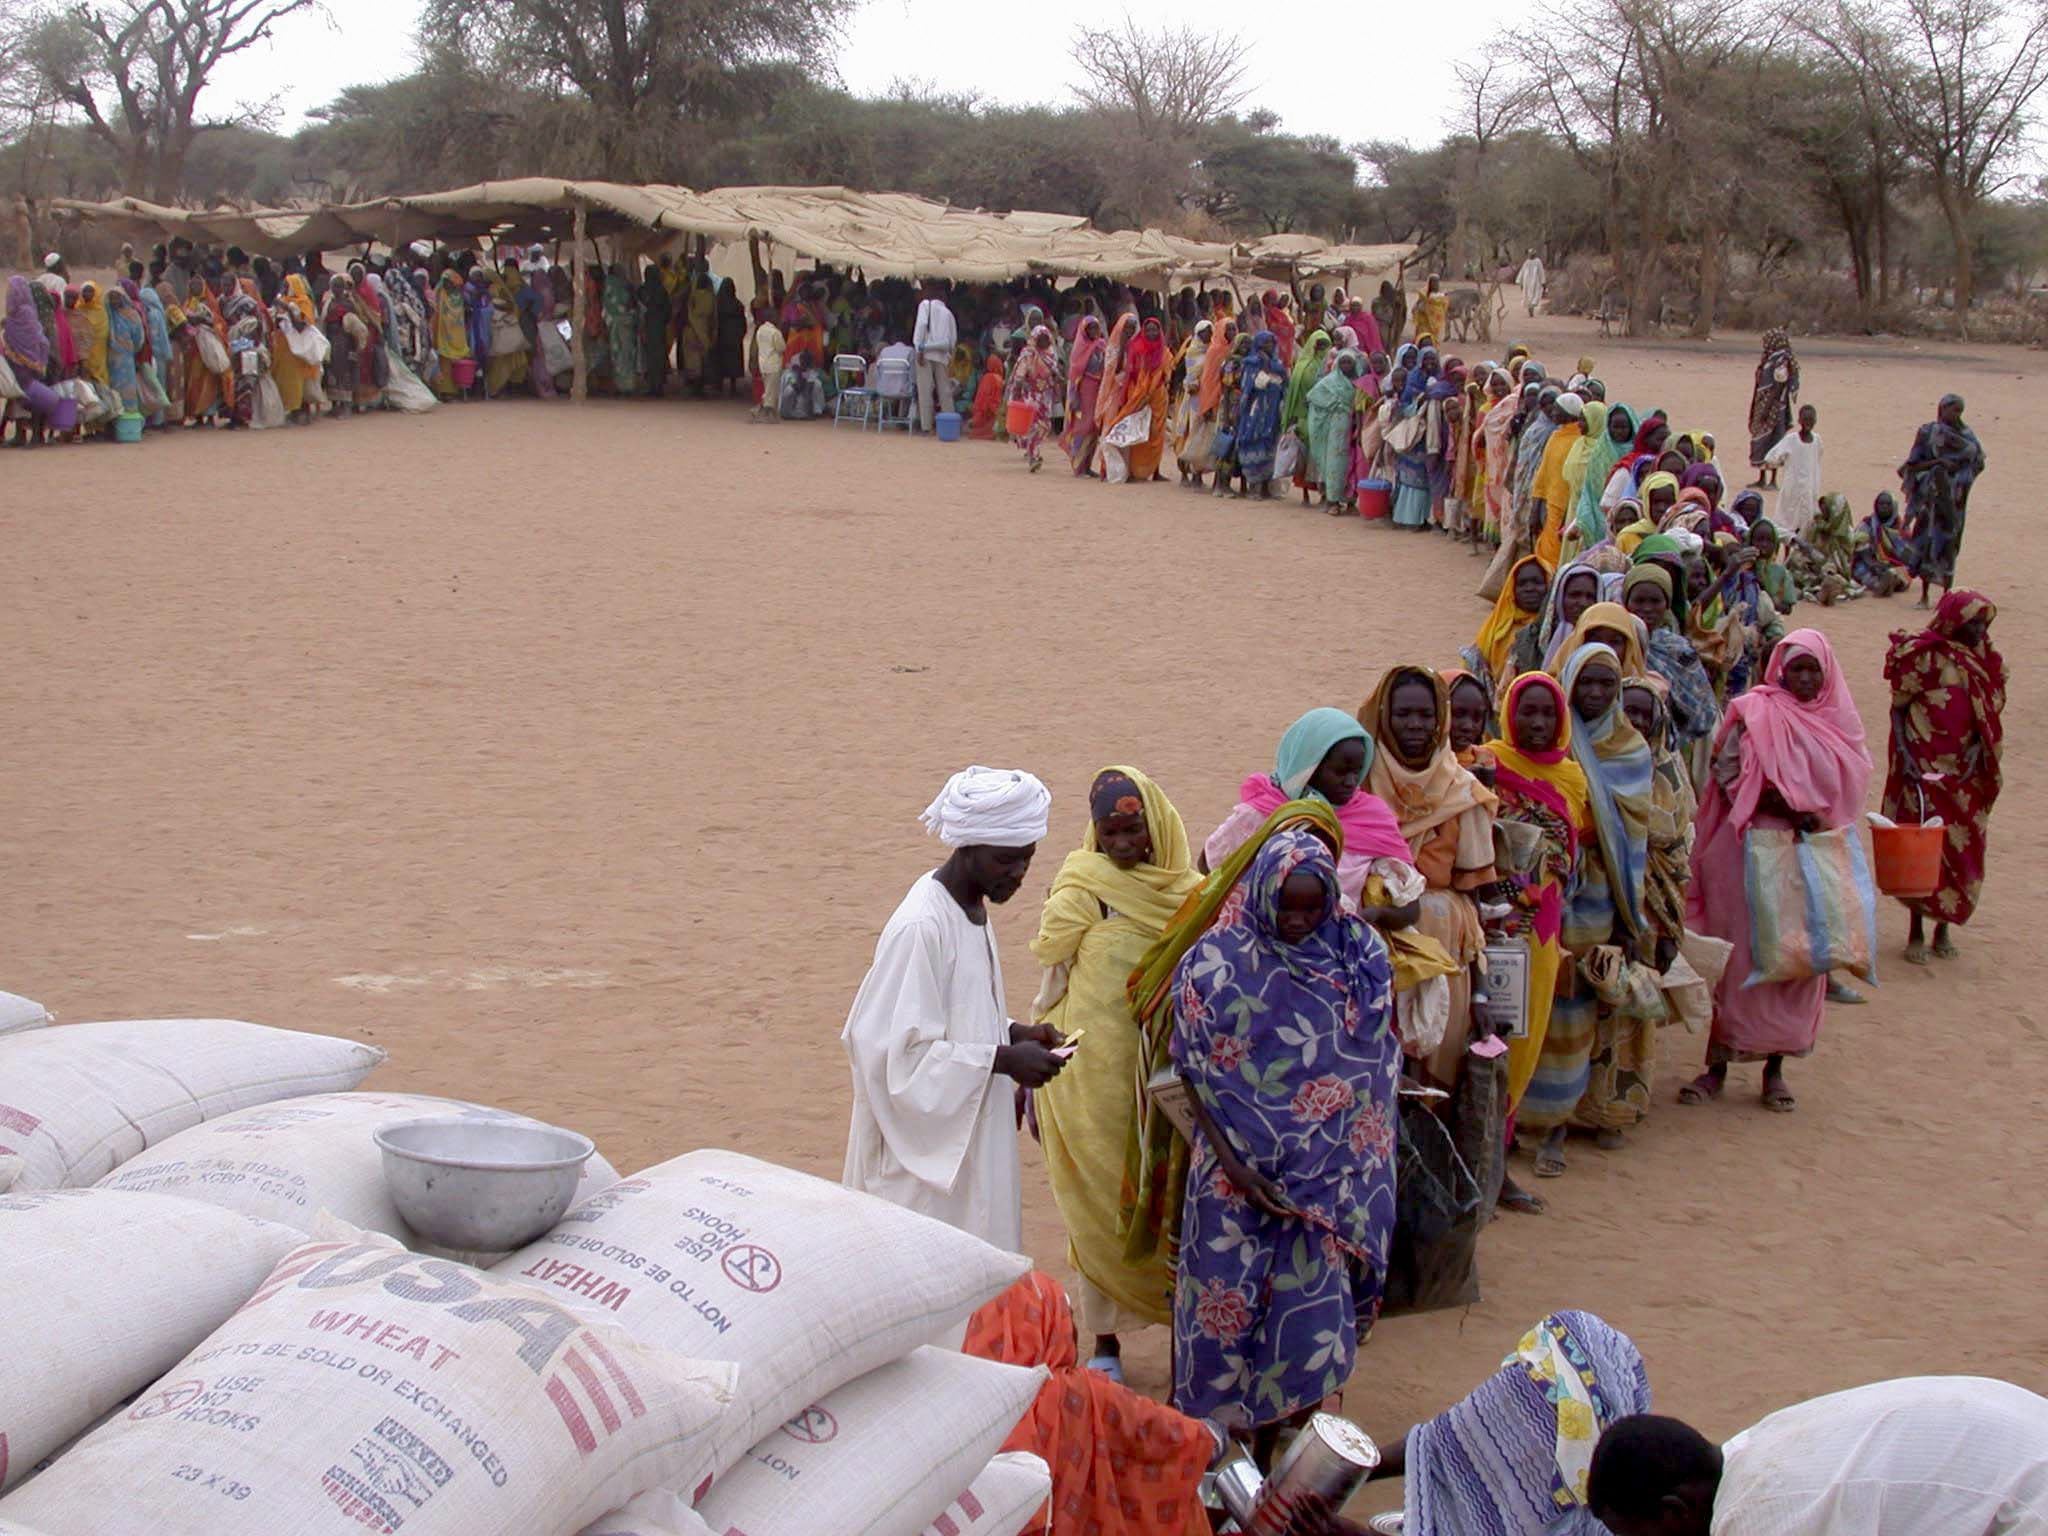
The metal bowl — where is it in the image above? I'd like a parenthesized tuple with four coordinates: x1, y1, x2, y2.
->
(373, 1115, 594, 1252)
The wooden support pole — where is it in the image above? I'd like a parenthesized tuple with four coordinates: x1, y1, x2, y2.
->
(570, 202, 588, 403)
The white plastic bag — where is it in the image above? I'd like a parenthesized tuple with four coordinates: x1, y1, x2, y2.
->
(490, 310, 527, 358)
(286, 323, 329, 367)
(251, 373, 286, 429)
(0, 1188, 301, 1491)
(692, 1347, 1046, 1536)
(383, 354, 440, 413)
(0, 1019, 385, 1190)
(539, 321, 573, 376)
(0, 991, 50, 1036)
(194, 327, 230, 375)
(1274, 428, 1304, 481)
(98, 1091, 618, 1252)
(0, 1226, 739, 1536)
(492, 1151, 1030, 1476)
(0, 353, 20, 401)
(1103, 405, 1151, 449)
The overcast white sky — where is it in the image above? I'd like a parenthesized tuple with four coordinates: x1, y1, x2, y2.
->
(206, 0, 1527, 155)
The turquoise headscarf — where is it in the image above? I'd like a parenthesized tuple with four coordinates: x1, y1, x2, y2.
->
(1574, 402, 1636, 542)
(1559, 644, 1651, 937)
(1274, 707, 1374, 798)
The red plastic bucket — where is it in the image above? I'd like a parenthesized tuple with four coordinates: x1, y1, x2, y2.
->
(1872, 822, 1942, 898)
(1356, 477, 1391, 520)
(451, 358, 478, 388)
(1005, 399, 1037, 438)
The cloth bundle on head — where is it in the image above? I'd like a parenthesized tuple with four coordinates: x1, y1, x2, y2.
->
(921, 765, 1052, 847)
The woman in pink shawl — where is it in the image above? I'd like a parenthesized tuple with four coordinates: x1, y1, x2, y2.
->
(1063, 315, 1108, 476)
(1342, 298, 1384, 356)
(1203, 707, 1419, 914)
(1681, 629, 1870, 1112)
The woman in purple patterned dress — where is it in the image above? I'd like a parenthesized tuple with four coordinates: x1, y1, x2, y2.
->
(1169, 822, 1401, 1457)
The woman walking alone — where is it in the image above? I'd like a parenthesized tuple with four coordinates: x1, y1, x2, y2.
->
(1004, 325, 1062, 471)
(1883, 592, 2003, 966)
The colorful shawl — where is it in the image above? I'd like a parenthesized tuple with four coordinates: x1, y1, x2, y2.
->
(1405, 1310, 1652, 1536)
(1560, 643, 1652, 937)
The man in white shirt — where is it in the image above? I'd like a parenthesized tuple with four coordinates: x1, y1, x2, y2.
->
(1763, 403, 1823, 538)
(910, 281, 958, 433)
(874, 334, 918, 401)
(841, 766, 1067, 1252)
(1587, 1377, 2048, 1536)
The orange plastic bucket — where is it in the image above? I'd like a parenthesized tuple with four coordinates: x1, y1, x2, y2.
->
(1005, 400, 1037, 438)
(1872, 822, 1943, 898)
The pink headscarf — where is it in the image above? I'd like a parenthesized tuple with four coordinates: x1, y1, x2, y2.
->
(1695, 628, 1871, 848)
(1234, 772, 1413, 864)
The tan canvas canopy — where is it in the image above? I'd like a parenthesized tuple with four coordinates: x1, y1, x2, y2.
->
(50, 180, 1411, 287)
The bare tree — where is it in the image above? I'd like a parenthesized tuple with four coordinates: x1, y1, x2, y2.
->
(1068, 17, 1251, 137)
(1811, 0, 2048, 327)
(1444, 46, 1537, 276)
(23, 0, 323, 200)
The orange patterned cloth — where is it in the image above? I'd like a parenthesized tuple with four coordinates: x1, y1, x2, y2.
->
(962, 1272, 1212, 1536)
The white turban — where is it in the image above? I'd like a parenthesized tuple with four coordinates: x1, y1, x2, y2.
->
(42, 252, 61, 270)
(920, 766, 1052, 848)
(1556, 391, 1585, 418)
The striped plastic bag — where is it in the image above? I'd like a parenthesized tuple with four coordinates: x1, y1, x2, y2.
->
(1743, 827, 1879, 986)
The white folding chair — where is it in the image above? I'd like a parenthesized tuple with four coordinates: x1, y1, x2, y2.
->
(831, 354, 872, 428)
(870, 357, 914, 432)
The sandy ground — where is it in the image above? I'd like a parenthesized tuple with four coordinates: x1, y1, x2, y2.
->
(5, 312, 2044, 1482)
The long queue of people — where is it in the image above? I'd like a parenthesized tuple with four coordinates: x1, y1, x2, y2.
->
(842, 563, 2010, 1525)
(832, 326, 2008, 1526)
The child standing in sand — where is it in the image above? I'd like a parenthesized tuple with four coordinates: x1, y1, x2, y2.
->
(1763, 403, 1822, 537)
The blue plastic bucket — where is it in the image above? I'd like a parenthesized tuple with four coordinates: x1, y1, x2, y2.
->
(113, 412, 145, 443)
(934, 410, 962, 442)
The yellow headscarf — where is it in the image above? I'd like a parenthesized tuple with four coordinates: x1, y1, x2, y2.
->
(74, 282, 110, 386)
(1472, 553, 1552, 685)
(1548, 600, 1648, 680)
(1034, 766, 1200, 949)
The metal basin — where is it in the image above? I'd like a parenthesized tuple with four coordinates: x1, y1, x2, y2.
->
(373, 1115, 594, 1252)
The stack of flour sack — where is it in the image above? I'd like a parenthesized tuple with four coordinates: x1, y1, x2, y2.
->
(0, 1003, 1052, 1536)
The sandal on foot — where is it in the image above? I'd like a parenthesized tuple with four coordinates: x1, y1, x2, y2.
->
(1826, 979, 1866, 1004)
(1084, 1355, 1125, 1384)
(1533, 1146, 1567, 1179)
(1932, 934, 1959, 959)
(1904, 941, 1930, 966)
(1595, 1128, 1625, 1151)
(1678, 1072, 1724, 1105)
(1761, 1081, 1797, 1113)
(1498, 1183, 1547, 1215)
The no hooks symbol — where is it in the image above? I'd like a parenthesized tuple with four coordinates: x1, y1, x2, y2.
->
(130, 1380, 206, 1420)
(781, 1405, 838, 1444)
(720, 1242, 782, 1293)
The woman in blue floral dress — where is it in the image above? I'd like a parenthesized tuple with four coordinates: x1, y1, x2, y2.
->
(1168, 822, 1401, 1450)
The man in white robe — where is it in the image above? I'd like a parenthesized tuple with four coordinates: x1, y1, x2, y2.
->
(841, 766, 1066, 1253)
(1517, 249, 1547, 316)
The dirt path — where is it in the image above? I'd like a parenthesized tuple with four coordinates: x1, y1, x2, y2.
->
(4, 313, 2041, 1476)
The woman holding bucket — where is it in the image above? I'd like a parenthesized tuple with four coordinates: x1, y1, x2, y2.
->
(1883, 591, 2004, 966)
(1681, 631, 1870, 1113)
(1004, 325, 1062, 472)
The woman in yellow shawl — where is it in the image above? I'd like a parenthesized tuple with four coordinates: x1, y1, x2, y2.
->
(269, 273, 321, 420)
(432, 268, 470, 399)
(1551, 600, 1649, 681)
(1030, 767, 1201, 1375)
(73, 282, 111, 391)
(1120, 798, 1339, 1275)
(1481, 670, 1591, 1212)
(1360, 666, 1498, 1088)
(1464, 554, 1551, 692)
